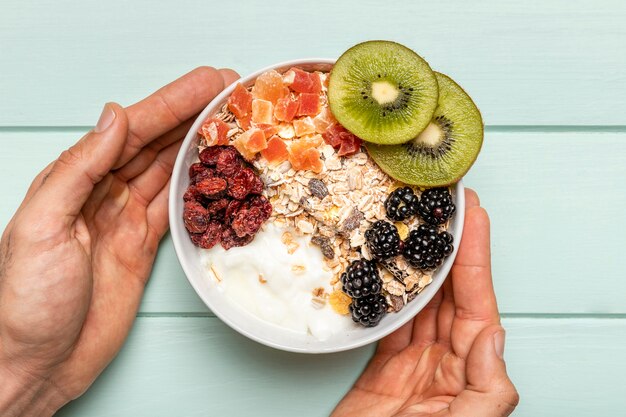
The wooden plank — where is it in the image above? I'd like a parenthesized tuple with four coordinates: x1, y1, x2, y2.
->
(53, 317, 626, 416)
(1, 129, 626, 313)
(1, 0, 626, 126)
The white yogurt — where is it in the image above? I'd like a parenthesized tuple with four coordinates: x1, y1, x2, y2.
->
(201, 223, 355, 340)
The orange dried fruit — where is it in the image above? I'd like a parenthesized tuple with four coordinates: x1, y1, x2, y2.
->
(329, 291, 352, 315)
(289, 139, 323, 173)
(293, 117, 316, 137)
(261, 136, 289, 165)
(285, 67, 322, 94)
(198, 118, 230, 146)
(257, 124, 279, 139)
(233, 128, 267, 161)
(274, 94, 299, 122)
(313, 107, 337, 133)
(251, 99, 274, 125)
(297, 92, 321, 117)
(251, 70, 288, 104)
(227, 83, 252, 119)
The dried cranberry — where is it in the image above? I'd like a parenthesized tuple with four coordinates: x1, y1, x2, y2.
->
(227, 167, 257, 200)
(190, 221, 223, 249)
(249, 175, 264, 195)
(216, 147, 244, 176)
(247, 195, 272, 218)
(183, 185, 202, 202)
(189, 162, 206, 180)
(220, 226, 254, 250)
(232, 206, 268, 237)
(224, 199, 244, 224)
(206, 198, 229, 218)
(196, 177, 228, 199)
(199, 146, 228, 166)
(192, 167, 219, 185)
(183, 201, 209, 234)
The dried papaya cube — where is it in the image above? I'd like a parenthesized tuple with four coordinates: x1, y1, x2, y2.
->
(284, 67, 322, 94)
(252, 99, 274, 125)
(260, 136, 289, 165)
(313, 107, 337, 133)
(293, 117, 316, 137)
(228, 83, 252, 119)
(251, 70, 288, 104)
(297, 93, 321, 117)
(257, 123, 279, 139)
(274, 94, 299, 122)
(199, 118, 230, 146)
(233, 128, 267, 161)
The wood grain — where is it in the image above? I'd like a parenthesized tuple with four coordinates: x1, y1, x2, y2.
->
(53, 317, 626, 417)
(1, 0, 625, 126)
(1, 129, 624, 314)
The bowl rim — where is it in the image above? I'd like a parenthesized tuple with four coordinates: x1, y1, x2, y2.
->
(169, 58, 465, 353)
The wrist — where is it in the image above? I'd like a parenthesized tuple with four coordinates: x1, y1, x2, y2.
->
(0, 361, 66, 417)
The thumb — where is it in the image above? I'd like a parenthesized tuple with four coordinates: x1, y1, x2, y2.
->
(449, 325, 519, 417)
(31, 103, 128, 219)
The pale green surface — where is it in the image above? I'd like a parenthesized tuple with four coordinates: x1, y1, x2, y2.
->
(1, 0, 626, 126)
(2, 0, 626, 415)
(53, 318, 626, 416)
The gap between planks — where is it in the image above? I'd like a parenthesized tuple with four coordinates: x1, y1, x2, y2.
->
(135, 312, 626, 319)
(1, 125, 626, 134)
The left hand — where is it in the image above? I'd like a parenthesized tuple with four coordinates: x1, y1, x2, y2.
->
(0, 67, 238, 416)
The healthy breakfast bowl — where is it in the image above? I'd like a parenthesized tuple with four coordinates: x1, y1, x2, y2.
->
(169, 42, 482, 353)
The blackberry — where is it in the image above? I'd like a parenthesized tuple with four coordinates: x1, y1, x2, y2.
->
(417, 188, 456, 225)
(384, 187, 419, 221)
(402, 224, 454, 270)
(365, 220, 402, 260)
(350, 294, 388, 327)
(341, 259, 382, 299)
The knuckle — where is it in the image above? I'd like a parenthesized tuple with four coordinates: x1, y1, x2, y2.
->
(57, 145, 83, 168)
(499, 380, 520, 407)
(194, 65, 219, 78)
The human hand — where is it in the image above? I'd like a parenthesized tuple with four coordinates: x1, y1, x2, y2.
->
(0, 67, 239, 416)
(332, 189, 519, 417)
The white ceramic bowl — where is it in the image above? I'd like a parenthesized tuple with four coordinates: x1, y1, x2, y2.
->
(169, 59, 465, 353)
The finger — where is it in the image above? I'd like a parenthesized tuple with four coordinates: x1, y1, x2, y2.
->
(454, 325, 519, 416)
(451, 207, 498, 322)
(464, 187, 480, 208)
(219, 68, 240, 86)
(411, 289, 443, 347)
(120, 66, 226, 167)
(20, 161, 55, 207)
(129, 140, 180, 207)
(450, 206, 500, 359)
(436, 280, 455, 345)
(146, 178, 171, 240)
(115, 118, 193, 182)
(437, 187, 480, 346)
(28, 103, 128, 219)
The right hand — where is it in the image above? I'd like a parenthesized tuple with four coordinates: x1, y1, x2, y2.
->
(332, 189, 519, 417)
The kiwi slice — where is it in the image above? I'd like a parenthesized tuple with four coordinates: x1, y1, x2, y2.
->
(328, 40, 438, 145)
(366, 72, 483, 187)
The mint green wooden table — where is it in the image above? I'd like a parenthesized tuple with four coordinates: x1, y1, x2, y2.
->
(2, 1, 626, 415)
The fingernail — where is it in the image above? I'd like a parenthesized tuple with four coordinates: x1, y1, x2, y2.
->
(95, 103, 116, 132)
(494, 330, 505, 359)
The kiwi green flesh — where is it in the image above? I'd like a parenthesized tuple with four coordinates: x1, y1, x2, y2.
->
(328, 40, 438, 145)
(366, 72, 483, 187)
